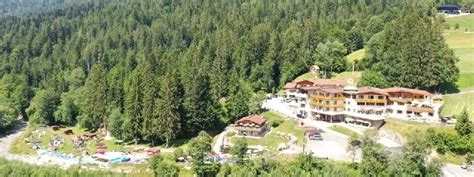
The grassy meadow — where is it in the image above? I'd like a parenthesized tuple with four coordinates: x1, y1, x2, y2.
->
(441, 14, 474, 119)
(346, 49, 366, 62)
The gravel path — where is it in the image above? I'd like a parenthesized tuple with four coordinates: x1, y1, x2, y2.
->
(0, 121, 27, 160)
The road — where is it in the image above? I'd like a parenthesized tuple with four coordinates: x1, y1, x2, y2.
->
(0, 121, 27, 160)
(442, 163, 474, 177)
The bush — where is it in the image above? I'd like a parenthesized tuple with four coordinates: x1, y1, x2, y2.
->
(226, 131, 236, 137)
(270, 119, 283, 128)
(454, 23, 460, 30)
(443, 23, 451, 30)
(173, 148, 185, 160)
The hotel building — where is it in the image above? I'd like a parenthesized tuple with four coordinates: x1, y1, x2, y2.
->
(283, 79, 443, 128)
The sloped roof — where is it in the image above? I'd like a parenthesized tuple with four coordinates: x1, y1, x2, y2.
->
(283, 82, 297, 89)
(236, 115, 267, 126)
(383, 87, 432, 96)
(357, 87, 389, 96)
(300, 86, 344, 94)
(309, 79, 347, 86)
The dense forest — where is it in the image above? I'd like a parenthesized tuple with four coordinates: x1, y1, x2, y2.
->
(0, 0, 463, 144)
(0, 0, 106, 17)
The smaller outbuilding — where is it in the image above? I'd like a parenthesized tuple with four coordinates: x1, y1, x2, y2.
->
(437, 5, 460, 14)
(309, 65, 320, 74)
(234, 115, 270, 137)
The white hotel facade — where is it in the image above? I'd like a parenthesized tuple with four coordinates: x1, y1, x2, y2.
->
(283, 79, 444, 128)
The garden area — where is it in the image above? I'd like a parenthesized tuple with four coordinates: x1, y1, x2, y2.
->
(383, 118, 474, 164)
(383, 118, 456, 138)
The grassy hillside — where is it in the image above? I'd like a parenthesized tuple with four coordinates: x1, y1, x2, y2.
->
(444, 15, 474, 91)
(332, 71, 362, 86)
(445, 14, 474, 31)
(346, 49, 366, 62)
(294, 72, 319, 81)
(441, 14, 474, 119)
(442, 92, 474, 119)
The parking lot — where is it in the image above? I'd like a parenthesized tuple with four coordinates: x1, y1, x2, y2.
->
(264, 97, 361, 162)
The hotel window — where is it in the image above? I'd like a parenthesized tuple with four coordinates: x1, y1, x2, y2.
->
(397, 110, 403, 114)
(429, 113, 433, 117)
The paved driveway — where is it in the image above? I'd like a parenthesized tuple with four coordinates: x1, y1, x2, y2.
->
(305, 130, 361, 162)
(442, 163, 474, 177)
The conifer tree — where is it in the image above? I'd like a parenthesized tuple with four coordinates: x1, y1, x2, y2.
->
(124, 65, 144, 144)
(455, 108, 472, 136)
(141, 61, 158, 143)
(155, 71, 183, 146)
(79, 64, 108, 131)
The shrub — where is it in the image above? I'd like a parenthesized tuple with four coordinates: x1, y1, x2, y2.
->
(173, 148, 185, 160)
(226, 131, 236, 137)
(443, 23, 451, 29)
(270, 119, 283, 127)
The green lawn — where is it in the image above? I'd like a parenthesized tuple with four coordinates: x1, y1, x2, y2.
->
(294, 72, 318, 81)
(261, 111, 286, 122)
(346, 49, 366, 62)
(332, 71, 362, 86)
(232, 111, 304, 152)
(442, 92, 474, 119)
(437, 152, 464, 164)
(445, 14, 474, 31)
(328, 125, 359, 137)
(440, 16, 474, 119)
(383, 118, 456, 138)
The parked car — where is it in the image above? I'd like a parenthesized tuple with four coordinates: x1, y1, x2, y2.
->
(309, 133, 323, 141)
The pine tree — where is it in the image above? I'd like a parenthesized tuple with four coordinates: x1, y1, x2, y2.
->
(261, 32, 280, 92)
(141, 62, 158, 143)
(209, 29, 235, 98)
(455, 108, 472, 136)
(226, 79, 251, 124)
(79, 64, 108, 131)
(124, 66, 144, 144)
(155, 71, 183, 146)
(183, 71, 220, 135)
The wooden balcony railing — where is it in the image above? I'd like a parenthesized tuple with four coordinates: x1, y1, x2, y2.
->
(356, 98, 386, 104)
(407, 106, 434, 113)
(310, 95, 345, 100)
(310, 102, 345, 108)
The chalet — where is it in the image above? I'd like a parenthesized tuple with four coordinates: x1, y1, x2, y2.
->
(234, 115, 270, 137)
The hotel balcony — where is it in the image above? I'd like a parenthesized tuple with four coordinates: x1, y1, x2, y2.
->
(310, 95, 345, 100)
(407, 106, 434, 113)
(356, 98, 386, 104)
(310, 102, 345, 108)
